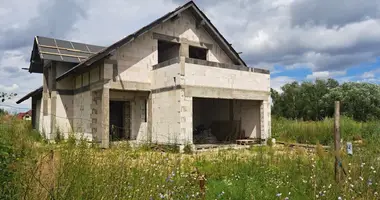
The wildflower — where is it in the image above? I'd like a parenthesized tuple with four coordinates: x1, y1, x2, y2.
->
(368, 179, 373, 186)
(374, 192, 378, 196)
(276, 193, 282, 197)
(328, 184, 332, 189)
(348, 163, 351, 166)
(159, 193, 165, 199)
(359, 176, 364, 181)
(285, 197, 289, 200)
(370, 166, 374, 170)
(288, 192, 291, 195)
(338, 197, 342, 200)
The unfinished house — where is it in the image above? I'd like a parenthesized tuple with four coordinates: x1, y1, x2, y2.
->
(17, 1, 271, 148)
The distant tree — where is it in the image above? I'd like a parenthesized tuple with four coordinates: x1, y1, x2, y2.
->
(271, 78, 380, 121)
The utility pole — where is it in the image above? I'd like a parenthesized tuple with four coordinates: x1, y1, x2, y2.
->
(334, 101, 341, 182)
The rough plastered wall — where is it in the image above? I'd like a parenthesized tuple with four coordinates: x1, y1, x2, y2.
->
(233, 100, 261, 138)
(113, 9, 234, 84)
(184, 64, 270, 92)
(151, 90, 186, 144)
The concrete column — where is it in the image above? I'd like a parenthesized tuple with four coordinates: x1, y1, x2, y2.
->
(147, 93, 153, 142)
(180, 43, 189, 58)
(260, 100, 270, 140)
(42, 67, 49, 116)
(100, 87, 110, 148)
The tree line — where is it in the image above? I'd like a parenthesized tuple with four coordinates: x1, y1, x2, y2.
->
(271, 79, 380, 121)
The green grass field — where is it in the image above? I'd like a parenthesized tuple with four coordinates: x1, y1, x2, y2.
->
(1, 117, 379, 199)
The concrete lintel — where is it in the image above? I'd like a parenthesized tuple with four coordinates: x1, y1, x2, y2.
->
(185, 57, 249, 72)
(109, 81, 151, 91)
(151, 85, 183, 94)
(104, 59, 118, 65)
(152, 32, 213, 50)
(152, 57, 180, 70)
(183, 85, 270, 100)
(152, 32, 180, 43)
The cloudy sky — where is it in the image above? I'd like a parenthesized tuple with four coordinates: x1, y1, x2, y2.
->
(1, 0, 380, 112)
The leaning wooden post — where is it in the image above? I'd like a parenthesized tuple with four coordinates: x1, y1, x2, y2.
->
(334, 101, 341, 182)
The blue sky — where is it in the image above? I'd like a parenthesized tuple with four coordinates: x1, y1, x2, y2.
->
(0, 0, 380, 112)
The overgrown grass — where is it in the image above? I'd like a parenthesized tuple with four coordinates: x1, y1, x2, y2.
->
(1, 117, 379, 199)
(272, 116, 380, 145)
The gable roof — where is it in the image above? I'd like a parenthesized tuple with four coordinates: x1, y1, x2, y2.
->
(29, 36, 105, 73)
(57, 1, 247, 81)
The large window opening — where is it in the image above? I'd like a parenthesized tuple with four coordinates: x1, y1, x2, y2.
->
(189, 46, 208, 60)
(192, 98, 262, 145)
(157, 40, 180, 63)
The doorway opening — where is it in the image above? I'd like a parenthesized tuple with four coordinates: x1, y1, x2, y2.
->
(109, 101, 130, 141)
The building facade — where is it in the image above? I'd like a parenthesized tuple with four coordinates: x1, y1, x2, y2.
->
(17, 1, 271, 148)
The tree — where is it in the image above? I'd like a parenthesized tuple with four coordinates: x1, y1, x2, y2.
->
(271, 78, 380, 121)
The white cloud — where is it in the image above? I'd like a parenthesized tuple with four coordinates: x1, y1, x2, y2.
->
(0, 84, 19, 92)
(271, 76, 297, 92)
(360, 68, 380, 79)
(306, 70, 346, 80)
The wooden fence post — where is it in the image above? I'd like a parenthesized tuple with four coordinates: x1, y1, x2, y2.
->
(334, 101, 341, 183)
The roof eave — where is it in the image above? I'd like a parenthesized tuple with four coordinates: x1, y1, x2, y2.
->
(16, 87, 43, 104)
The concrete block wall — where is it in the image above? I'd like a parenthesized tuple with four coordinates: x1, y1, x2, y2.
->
(40, 97, 51, 139)
(73, 91, 93, 140)
(55, 94, 73, 138)
(179, 90, 193, 144)
(151, 89, 184, 144)
(35, 99, 41, 134)
(131, 97, 148, 141)
(157, 10, 233, 64)
(236, 100, 261, 138)
(152, 63, 181, 89)
(112, 9, 235, 86)
(184, 63, 270, 92)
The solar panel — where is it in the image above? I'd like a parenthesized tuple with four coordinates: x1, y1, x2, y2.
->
(35, 36, 105, 63)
